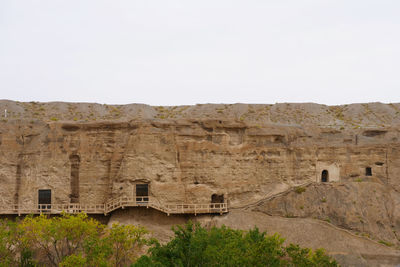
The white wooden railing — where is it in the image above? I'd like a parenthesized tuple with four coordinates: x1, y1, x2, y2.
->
(0, 196, 228, 216)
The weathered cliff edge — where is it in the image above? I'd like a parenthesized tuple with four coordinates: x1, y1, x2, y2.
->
(1, 100, 400, 266)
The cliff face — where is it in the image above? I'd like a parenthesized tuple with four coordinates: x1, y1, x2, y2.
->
(1, 100, 400, 265)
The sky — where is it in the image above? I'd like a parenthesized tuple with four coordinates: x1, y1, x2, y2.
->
(0, 0, 399, 106)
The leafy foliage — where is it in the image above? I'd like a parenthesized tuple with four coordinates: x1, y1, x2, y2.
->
(104, 223, 149, 266)
(0, 219, 19, 266)
(0, 215, 338, 266)
(134, 221, 338, 267)
(19, 213, 107, 266)
(0, 213, 149, 267)
(0, 218, 35, 266)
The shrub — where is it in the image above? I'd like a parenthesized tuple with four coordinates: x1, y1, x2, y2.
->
(295, 187, 306, 194)
(379, 240, 394, 247)
(323, 218, 331, 223)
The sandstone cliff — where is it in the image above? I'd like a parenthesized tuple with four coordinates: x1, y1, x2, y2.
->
(1, 100, 400, 266)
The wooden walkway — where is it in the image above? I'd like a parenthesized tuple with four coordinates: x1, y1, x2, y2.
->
(0, 197, 228, 216)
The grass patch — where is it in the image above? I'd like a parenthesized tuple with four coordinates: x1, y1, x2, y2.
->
(379, 240, 394, 247)
(294, 187, 306, 194)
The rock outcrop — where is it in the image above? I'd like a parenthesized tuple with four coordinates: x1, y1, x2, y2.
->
(1, 100, 400, 266)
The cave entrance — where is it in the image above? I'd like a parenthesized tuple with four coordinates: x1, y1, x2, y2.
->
(38, 189, 51, 210)
(211, 194, 224, 203)
(136, 184, 149, 203)
(321, 170, 329, 182)
(211, 194, 224, 212)
(366, 167, 372, 176)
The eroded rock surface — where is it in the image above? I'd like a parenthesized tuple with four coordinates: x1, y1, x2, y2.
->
(253, 182, 400, 246)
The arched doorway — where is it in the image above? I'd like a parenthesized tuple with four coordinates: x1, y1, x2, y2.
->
(321, 170, 329, 182)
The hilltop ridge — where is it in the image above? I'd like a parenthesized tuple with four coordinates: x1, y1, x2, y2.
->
(1, 100, 400, 128)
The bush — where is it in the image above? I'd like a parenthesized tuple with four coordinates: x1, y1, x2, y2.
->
(378, 240, 394, 247)
(295, 187, 306, 194)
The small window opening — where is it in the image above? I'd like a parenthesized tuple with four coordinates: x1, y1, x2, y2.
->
(321, 170, 329, 182)
(38, 189, 51, 210)
(136, 184, 149, 202)
(366, 167, 372, 176)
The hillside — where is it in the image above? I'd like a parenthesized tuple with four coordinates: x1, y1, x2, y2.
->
(1, 100, 400, 266)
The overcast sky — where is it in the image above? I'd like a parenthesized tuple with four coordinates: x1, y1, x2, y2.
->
(0, 1, 399, 106)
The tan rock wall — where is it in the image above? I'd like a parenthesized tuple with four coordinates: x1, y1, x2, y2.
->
(0, 118, 399, 209)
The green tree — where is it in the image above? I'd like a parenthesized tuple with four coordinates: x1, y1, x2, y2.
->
(0, 219, 18, 266)
(16, 213, 149, 267)
(0, 218, 35, 266)
(59, 254, 87, 267)
(104, 223, 149, 267)
(19, 213, 105, 266)
(134, 221, 338, 267)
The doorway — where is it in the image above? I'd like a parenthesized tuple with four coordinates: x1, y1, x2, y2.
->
(211, 194, 224, 211)
(136, 184, 149, 202)
(211, 194, 224, 203)
(38, 189, 51, 210)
